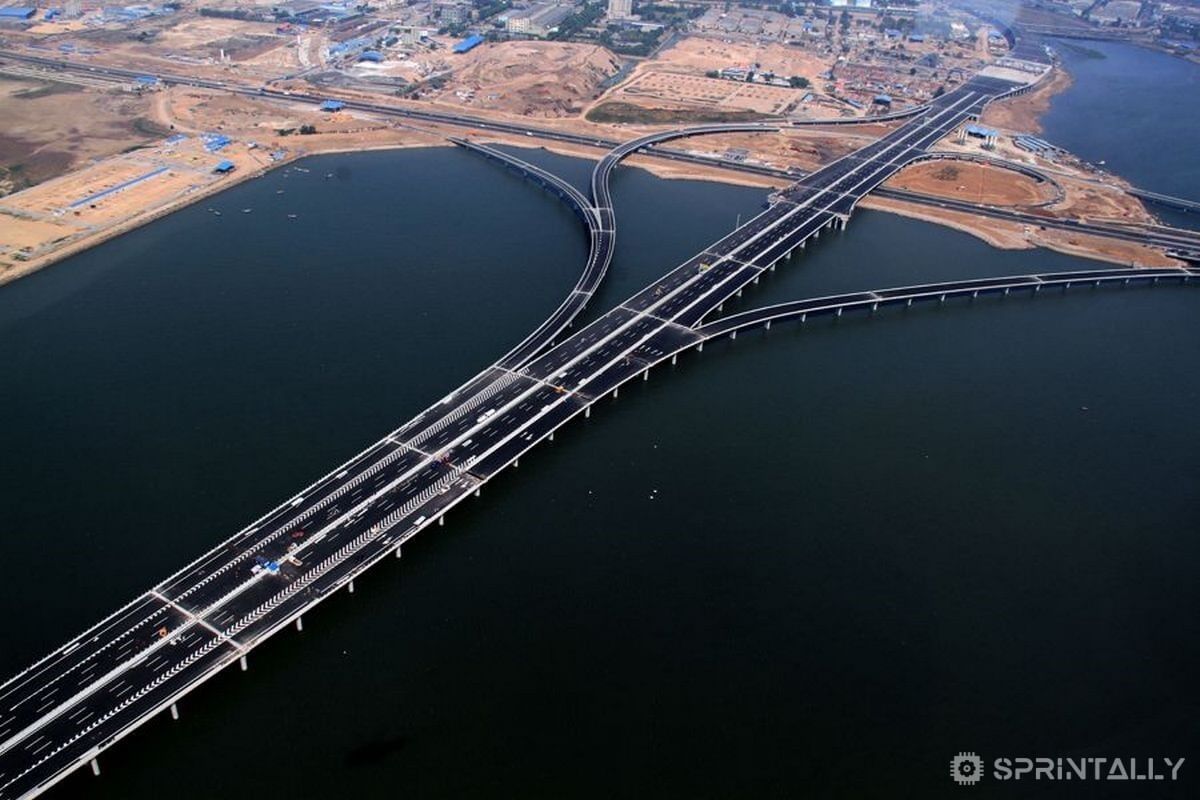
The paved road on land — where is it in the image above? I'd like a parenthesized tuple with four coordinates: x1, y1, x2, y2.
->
(1, 73, 1031, 799)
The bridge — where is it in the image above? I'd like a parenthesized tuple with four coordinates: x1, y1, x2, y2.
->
(4, 56, 1194, 799)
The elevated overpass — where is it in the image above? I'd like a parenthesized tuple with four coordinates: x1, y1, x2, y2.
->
(5, 68, 1191, 800)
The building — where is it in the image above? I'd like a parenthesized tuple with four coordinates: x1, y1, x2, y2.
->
(436, 0, 471, 25)
(506, 3, 573, 37)
(0, 7, 36, 20)
(393, 24, 420, 45)
(213, 160, 236, 174)
(319, 99, 345, 111)
(607, 0, 631, 20)
(453, 34, 484, 53)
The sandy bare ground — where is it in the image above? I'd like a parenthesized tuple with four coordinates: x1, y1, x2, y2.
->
(428, 41, 620, 119)
(588, 35, 834, 122)
(980, 67, 1072, 135)
(886, 161, 1057, 207)
(0, 76, 164, 196)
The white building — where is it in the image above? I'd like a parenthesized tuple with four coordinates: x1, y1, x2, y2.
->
(608, 0, 632, 20)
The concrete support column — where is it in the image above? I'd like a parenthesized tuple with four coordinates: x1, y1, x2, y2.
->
(765, 320, 771, 331)
(906, 298, 913, 307)
(697, 342, 704, 353)
(548, 431, 554, 442)
(348, 580, 355, 594)
(730, 331, 737, 340)
(642, 369, 649, 381)
(295, 616, 303, 632)
(613, 387, 619, 399)
(585, 406, 591, 418)
(91, 759, 101, 777)
(836, 308, 842, 318)
(474, 487, 481, 498)
(671, 353, 677, 365)
(239, 655, 248, 671)
(395, 546, 402, 559)
(170, 703, 180, 721)
(439, 515, 445, 526)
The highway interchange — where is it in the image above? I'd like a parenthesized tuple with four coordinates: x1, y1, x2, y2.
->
(1, 46, 1197, 799)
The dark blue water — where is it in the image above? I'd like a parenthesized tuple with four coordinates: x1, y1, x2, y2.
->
(0, 148, 1197, 797)
(1042, 39, 1200, 228)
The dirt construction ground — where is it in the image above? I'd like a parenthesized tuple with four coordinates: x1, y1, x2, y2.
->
(0, 76, 167, 197)
(429, 42, 621, 118)
(886, 161, 1057, 207)
(588, 35, 837, 123)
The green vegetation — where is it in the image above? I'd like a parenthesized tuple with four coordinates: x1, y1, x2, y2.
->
(549, 1, 605, 41)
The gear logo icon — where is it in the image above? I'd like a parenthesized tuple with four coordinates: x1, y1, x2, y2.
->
(951, 752, 984, 786)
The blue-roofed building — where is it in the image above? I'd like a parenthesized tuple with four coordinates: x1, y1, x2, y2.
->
(319, 99, 345, 112)
(873, 93, 892, 106)
(357, 50, 383, 62)
(214, 160, 236, 174)
(453, 34, 484, 54)
(201, 133, 232, 152)
(0, 7, 37, 19)
(135, 75, 158, 85)
(907, 33, 925, 43)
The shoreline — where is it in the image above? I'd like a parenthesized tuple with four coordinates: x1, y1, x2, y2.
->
(0, 62, 1181, 289)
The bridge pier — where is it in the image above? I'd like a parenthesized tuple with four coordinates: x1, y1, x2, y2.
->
(836, 308, 842, 318)
(475, 487, 481, 497)
(348, 580, 355, 594)
(697, 342, 704, 353)
(613, 387, 619, 399)
(800, 314, 806, 324)
(972, 291, 978, 299)
(439, 515, 445, 526)
(906, 298, 913, 307)
(91, 758, 101, 777)
(671, 353, 678, 365)
(395, 546, 402, 559)
(730, 331, 737, 340)
(1035, 284, 1041, 293)
(765, 320, 771, 331)
(239, 655, 248, 671)
(295, 616, 303, 632)
(549, 431, 555, 441)
(1004, 287, 1010, 296)
(643, 369, 649, 381)
(939, 294, 946, 304)
(871, 303, 878, 313)
(585, 405, 591, 418)
(170, 702, 180, 721)
(736, 288, 742, 297)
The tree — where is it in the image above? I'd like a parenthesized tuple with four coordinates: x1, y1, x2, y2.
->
(789, 76, 810, 89)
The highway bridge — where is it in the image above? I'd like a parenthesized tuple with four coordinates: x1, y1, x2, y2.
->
(5, 61, 1191, 799)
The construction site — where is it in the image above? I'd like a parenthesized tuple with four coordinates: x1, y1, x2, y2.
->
(0, 0, 1190, 282)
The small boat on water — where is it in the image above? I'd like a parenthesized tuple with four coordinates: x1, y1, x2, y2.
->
(287, 214, 298, 219)
(213, 210, 222, 216)
(242, 208, 253, 214)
